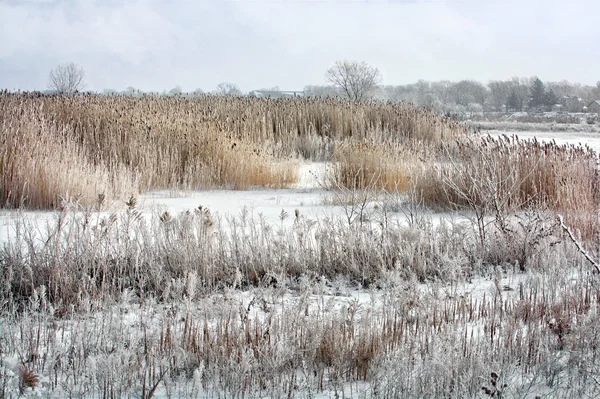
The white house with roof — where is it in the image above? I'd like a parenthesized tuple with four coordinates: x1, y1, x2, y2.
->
(587, 100, 600, 114)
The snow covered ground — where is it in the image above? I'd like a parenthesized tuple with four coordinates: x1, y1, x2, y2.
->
(138, 163, 337, 225)
(0, 163, 450, 247)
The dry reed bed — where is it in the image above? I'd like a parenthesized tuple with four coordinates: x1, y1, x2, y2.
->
(0, 93, 465, 210)
(3, 93, 597, 239)
(444, 135, 599, 209)
(331, 134, 600, 241)
(437, 135, 600, 240)
(0, 103, 138, 209)
(331, 141, 419, 192)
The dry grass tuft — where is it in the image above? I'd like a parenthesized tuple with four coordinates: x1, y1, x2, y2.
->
(18, 365, 39, 393)
(331, 141, 416, 192)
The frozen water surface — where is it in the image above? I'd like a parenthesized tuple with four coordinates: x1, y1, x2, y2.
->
(486, 129, 600, 153)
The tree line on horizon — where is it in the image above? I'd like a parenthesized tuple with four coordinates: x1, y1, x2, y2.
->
(306, 77, 600, 114)
(38, 62, 600, 114)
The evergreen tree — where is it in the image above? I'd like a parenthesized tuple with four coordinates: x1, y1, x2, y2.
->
(528, 77, 546, 111)
(544, 89, 558, 111)
(507, 90, 519, 112)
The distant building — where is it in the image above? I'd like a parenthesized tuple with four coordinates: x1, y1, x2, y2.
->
(587, 100, 600, 114)
(551, 104, 564, 113)
(250, 90, 304, 99)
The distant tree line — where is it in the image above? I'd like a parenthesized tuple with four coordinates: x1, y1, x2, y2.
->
(305, 77, 600, 113)
(45, 62, 600, 113)
(83, 77, 600, 113)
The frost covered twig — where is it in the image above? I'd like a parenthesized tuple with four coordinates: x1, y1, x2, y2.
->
(558, 215, 600, 274)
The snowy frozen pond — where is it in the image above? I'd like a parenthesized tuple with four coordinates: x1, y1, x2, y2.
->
(0, 163, 453, 246)
(486, 129, 600, 153)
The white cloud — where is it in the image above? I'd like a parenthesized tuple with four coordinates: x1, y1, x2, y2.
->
(0, 0, 598, 91)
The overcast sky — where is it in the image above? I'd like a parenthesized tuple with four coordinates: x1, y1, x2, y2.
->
(1, 0, 598, 93)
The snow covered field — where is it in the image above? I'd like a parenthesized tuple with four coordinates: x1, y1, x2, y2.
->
(1, 131, 600, 398)
(469, 120, 600, 134)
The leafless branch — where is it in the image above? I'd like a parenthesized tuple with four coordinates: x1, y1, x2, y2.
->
(558, 215, 600, 274)
(325, 60, 381, 101)
(48, 63, 86, 94)
(216, 82, 242, 96)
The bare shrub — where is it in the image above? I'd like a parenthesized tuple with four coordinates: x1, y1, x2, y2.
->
(431, 135, 599, 242)
(486, 209, 559, 271)
(325, 60, 381, 101)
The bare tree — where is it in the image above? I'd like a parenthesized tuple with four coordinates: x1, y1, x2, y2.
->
(592, 81, 600, 101)
(325, 60, 382, 101)
(509, 77, 530, 112)
(431, 80, 453, 104)
(414, 79, 431, 106)
(488, 81, 510, 112)
(470, 81, 488, 107)
(167, 85, 182, 96)
(122, 86, 140, 96)
(216, 82, 242, 96)
(450, 80, 486, 107)
(48, 63, 86, 94)
(190, 88, 204, 98)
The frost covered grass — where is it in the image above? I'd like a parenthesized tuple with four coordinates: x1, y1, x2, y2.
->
(2, 192, 600, 397)
(1, 216, 600, 397)
(1, 196, 469, 312)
